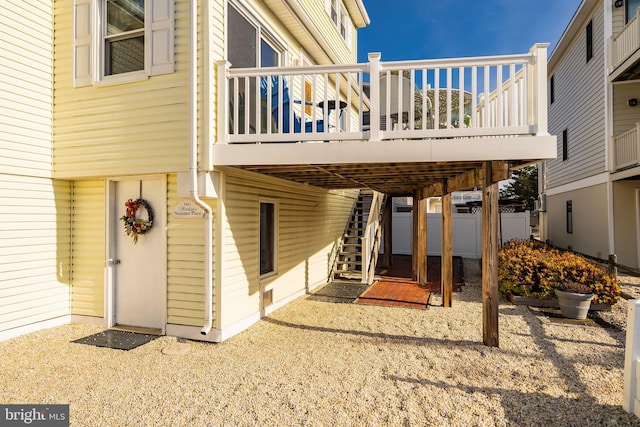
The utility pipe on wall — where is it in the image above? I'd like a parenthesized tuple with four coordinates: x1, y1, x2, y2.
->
(188, 0, 214, 335)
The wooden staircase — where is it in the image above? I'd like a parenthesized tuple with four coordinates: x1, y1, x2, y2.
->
(332, 190, 386, 283)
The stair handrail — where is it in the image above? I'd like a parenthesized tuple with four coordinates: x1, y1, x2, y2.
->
(362, 191, 385, 284)
(329, 192, 362, 281)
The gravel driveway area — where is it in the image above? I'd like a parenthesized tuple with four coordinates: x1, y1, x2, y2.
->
(1, 259, 640, 426)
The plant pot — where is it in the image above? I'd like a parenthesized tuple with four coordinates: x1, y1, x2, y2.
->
(555, 289, 594, 320)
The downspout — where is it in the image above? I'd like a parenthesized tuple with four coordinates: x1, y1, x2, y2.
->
(189, 0, 214, 335)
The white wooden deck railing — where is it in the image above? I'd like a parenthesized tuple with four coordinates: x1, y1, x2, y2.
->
(612, 8, 640, 72)
(614, 123, 640, 170)
(216, 44, 549, 144)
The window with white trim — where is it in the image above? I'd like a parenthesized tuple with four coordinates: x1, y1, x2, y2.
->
(73, 0, 175, 87)
(104, 0, 145, 76)
(227, 2, 284, 68)
(326, 0, 352, 46)
(260, 201, 277, 277)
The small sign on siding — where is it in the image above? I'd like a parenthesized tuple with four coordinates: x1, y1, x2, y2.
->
(173, 201, 205, 218)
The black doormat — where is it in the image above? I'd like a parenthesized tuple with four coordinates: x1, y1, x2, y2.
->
(72, 330, 159, 351)
(307, 281, 371, 304)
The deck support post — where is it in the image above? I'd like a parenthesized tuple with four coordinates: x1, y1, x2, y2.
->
(482, 162, 500, 347)
(382, 196, 393, 268)
(441, 188, 453, 307)
(412, 192, 419, 281)
(417, 192, 428, 285)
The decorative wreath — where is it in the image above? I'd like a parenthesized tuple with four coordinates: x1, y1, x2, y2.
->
(120, 198, 154, 244)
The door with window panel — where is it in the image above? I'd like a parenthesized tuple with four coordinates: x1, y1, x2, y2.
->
(227, 4, 282, 134)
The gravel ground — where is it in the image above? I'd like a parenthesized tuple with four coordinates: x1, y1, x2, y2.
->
(592, 271, 640, 332)
(1, 259, 640, 426)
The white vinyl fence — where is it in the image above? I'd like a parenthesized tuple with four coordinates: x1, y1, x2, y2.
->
(388, 211, 531, 259)
(624, 300, 640, 415)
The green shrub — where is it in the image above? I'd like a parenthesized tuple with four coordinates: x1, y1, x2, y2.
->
(498, 240, 620, 304)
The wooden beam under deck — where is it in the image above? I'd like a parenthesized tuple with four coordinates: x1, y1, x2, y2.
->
(421, 161, 511, 198)
(482, 161, 500, 347)
(382, 196, 393, 269)
(416, 196, 428, 285)
(441, 190, 453, 308)
(412, 193, 419, 282)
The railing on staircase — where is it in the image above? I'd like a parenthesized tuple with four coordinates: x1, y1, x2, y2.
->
(331, 190, 387, 284)
(362, 192, 386, 284)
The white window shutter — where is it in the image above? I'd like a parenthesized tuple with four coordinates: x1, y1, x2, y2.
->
(149, 0, 175, 76)
(73, 0, 93, 87)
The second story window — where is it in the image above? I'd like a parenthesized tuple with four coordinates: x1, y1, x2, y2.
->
(326, 0, 352, 46)
(72, 0, 175, 87)
(586, 20, 593, 63)
(105, 0, 145, 76)
(331, 0, 338, 24)
(227, 3, 282, 69)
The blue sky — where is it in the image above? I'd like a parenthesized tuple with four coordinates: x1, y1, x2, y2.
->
(357, 0, 583, 62)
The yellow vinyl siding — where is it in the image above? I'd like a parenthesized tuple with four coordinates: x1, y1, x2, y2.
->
(71, 180, 105, 317)
(0, 175, 71, 332)
(221, 168, 357, 328)
(1, 0, 53, 178)
(53, 1, 191, 179)
(166, 174, 216, 327)
(298, 0, 357, 64)
(0, 0, 69, 334)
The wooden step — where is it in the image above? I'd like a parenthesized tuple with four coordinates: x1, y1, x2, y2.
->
(336, 260, 363, 266)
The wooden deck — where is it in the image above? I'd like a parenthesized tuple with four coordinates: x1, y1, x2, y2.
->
(353, 255, 463, 309)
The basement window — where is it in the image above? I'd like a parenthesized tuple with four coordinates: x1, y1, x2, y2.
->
(260, 201, 277, 276)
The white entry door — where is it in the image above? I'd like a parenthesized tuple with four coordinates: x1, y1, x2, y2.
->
(111, 177, 166, 331)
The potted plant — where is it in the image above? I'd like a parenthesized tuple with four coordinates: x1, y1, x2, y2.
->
(555, 282, 594, 320)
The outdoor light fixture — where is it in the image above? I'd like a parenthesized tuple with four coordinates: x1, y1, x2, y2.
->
(629, 98, 638, 107)
(615, 0, 624, 8)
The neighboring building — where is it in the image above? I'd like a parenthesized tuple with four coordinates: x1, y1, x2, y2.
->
(1, 0, 555, 343)
(541, 0, 640, 269)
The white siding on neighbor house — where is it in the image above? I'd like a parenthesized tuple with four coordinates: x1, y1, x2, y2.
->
(71, 180, 105, 317)
(220, 168, 357, 329)
(547, 4, 607, 189)
(612, 2, 626, 38)
(546, 184, 609, 259)
(1, 1, 53, 178)
(613, 82, 640, 135)
(0, 175, 71, 333)
(166, 174, 216, 327)
(613, 180, 640, 268)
